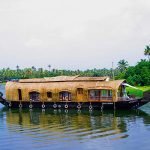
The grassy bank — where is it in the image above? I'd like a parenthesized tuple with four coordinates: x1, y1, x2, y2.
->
(126, 86, 150, 98)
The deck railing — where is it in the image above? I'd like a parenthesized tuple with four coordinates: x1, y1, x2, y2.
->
(89, 96, 113, 101)
(118, 97, 135, 101)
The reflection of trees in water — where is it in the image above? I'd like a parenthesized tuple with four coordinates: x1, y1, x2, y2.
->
(143, 116, 150, 125)
(5, 110, 149, 135)
(29, 111, 40, 125)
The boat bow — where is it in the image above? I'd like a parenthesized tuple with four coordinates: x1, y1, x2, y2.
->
(0, 92, 8, 106)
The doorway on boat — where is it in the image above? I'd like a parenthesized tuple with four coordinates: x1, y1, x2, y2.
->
(29, 91, 40, 102)
(18, 89, 22, 101)
(59, 91, 71, 101)
(77, 88, 84, 101)
(47, 92, 52, 101)
(118, 85, 128, 100)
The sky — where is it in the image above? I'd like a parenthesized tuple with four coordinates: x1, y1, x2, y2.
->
(0, 0, 150, 70)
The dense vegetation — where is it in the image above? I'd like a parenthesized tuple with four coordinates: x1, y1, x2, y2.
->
(117, 59, 150, 86)
(126, 86, 150, 98)
(0, 46, 150, 86)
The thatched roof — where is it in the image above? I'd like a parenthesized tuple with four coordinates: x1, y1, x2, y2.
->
(19, 76, 109, 83)
(6, 79, 125, 91)
(5, 78, 125, 101)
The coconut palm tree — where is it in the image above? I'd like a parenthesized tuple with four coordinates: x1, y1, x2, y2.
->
(31, 66, 36, 71)
(144, 45, 150, 61)
(16, 65, 19, 71)
(48, 65, 51, 72)
(117, 59, 129, 72)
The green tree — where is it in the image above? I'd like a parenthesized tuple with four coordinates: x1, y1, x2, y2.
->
(48, 65, 51, 72)
(125, 59, 150, 86)
(144, 45, 150, 61)
(117, 59, 129, 73)
(16, 65, 19, 71)
(31, 66, 36, 71)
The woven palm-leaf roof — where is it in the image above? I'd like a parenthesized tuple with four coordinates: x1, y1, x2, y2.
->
(19, 76, 109, 83)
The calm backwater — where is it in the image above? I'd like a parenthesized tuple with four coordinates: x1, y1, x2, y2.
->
(0, 85, 150, 150)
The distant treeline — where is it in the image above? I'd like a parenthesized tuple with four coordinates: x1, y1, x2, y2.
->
(0, 59, 149, 86)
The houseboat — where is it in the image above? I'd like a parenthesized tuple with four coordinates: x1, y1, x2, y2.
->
(0, 76, 149, 110)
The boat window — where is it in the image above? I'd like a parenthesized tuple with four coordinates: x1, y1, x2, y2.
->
(77, 88, 83, 94)
(18, 89, 22, 100)
(101, 90, 113, 100)
(89, 90, 100, 100)
(47, 92, 52, 98)
(89, 89, 113, 100)
(101, 90, 108, 97)
(108, 90, 112, 97)
(59, 91, 71, 101)
(29, 92, 40, 101)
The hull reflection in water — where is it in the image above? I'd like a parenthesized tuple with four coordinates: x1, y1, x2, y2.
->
(4, 109, 149, 142)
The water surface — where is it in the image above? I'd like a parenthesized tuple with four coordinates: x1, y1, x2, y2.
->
(0, 85, 150, 150)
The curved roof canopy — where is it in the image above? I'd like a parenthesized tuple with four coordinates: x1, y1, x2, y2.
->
(19, 76, 110, 83)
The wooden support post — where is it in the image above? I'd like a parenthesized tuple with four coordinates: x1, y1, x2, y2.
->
(114, 102, 116, 110)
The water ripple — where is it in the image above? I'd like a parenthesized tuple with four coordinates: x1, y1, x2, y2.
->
(0, 107, 150, 150)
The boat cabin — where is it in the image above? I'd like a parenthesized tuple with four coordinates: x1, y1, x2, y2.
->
(5, 76, 128, 103)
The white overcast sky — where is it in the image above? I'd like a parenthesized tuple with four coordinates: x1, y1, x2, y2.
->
(0, 0, 150, 70)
